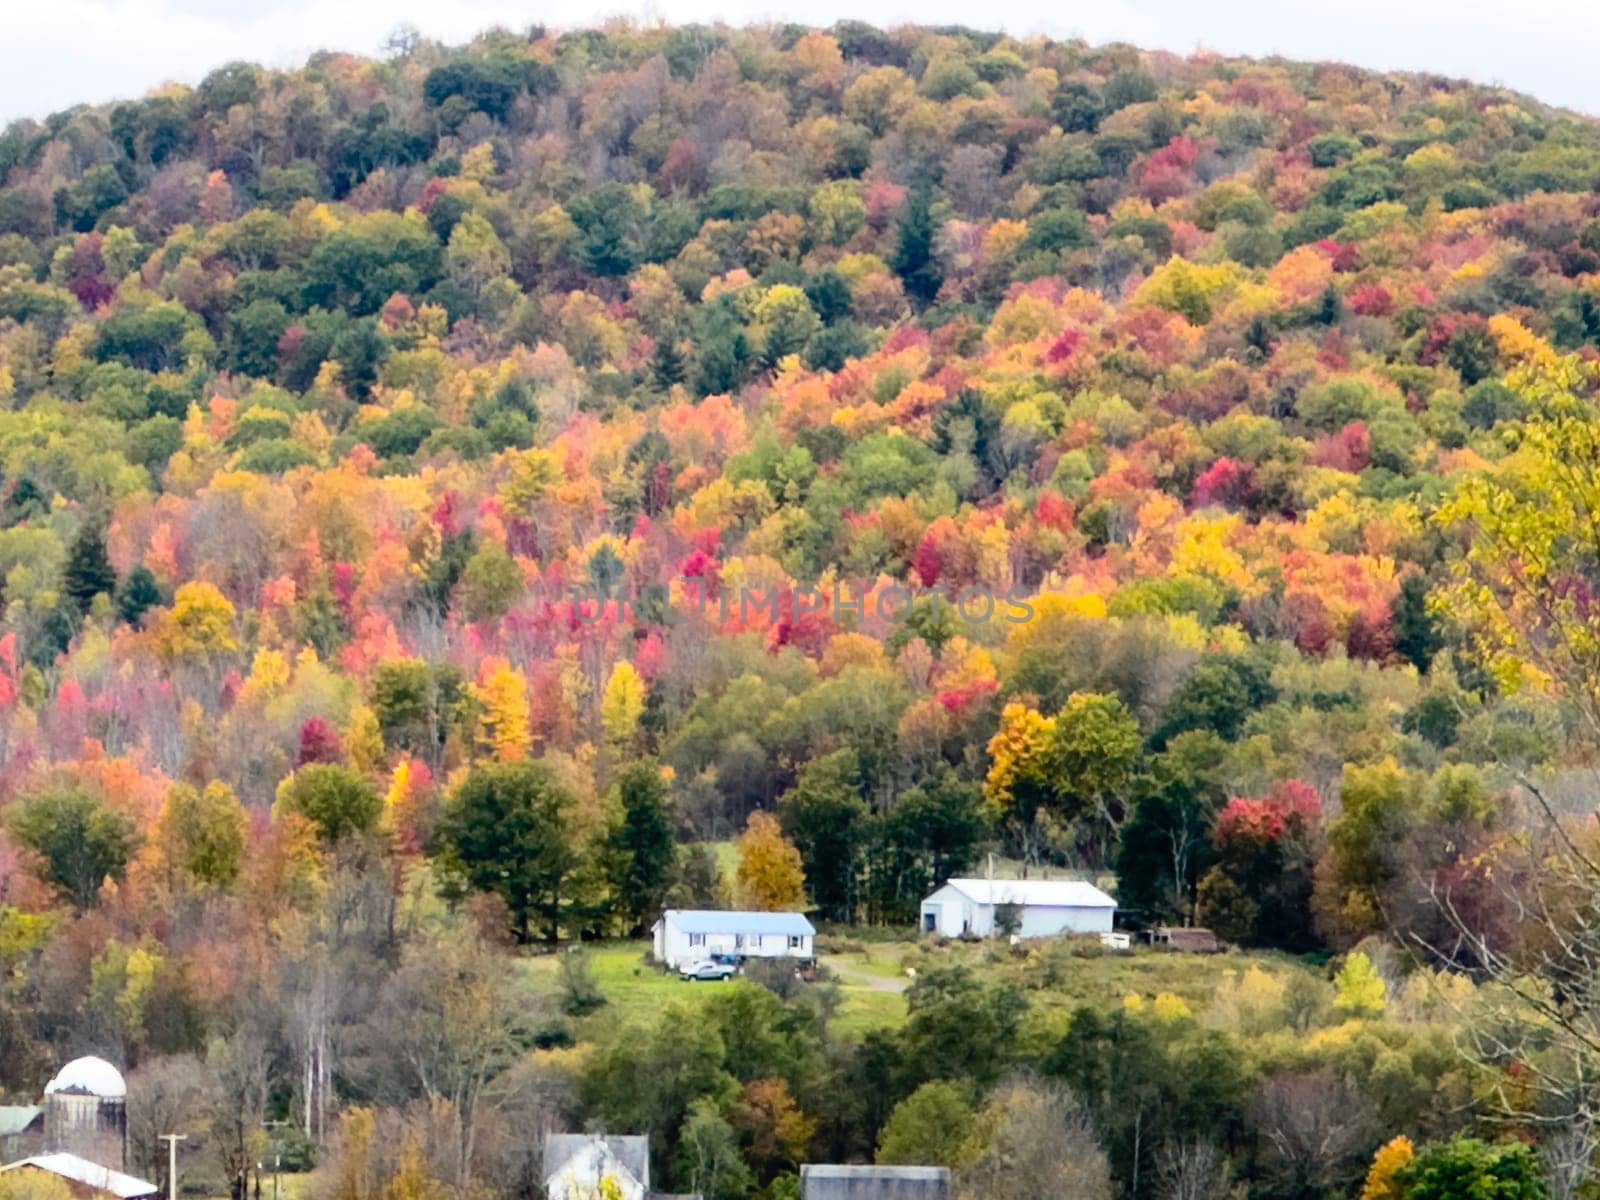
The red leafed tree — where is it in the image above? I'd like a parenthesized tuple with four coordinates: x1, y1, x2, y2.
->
(1192, 458, 1257, 511)
(297, 717, 344, 766)
(1201, 780, 1323, 950)
(1312, 422, 1371, 472)
(1347, 284, 1393, 316)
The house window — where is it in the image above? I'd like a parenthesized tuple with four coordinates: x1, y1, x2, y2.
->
(689, 933, 706, 947)
(788, 935, 804, 949)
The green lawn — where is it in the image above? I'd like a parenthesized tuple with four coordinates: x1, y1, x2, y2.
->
(518, 942, 910, 1034)
(517, 935, 1319, 1040)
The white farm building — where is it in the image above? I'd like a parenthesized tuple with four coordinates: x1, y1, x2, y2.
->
(651, 909, 816, 968)
(919, 878, 1116, 939)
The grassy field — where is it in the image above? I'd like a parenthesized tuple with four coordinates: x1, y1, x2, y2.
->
(517, 934, 1322, 1041)
(518, 942, 913, 1035)
(820, 933, 1319, 1012)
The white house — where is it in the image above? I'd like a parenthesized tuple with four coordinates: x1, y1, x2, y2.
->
(919, 878, 1116, 939)
(651, 910, 816, 968)
(544, 1135, 649, 1200)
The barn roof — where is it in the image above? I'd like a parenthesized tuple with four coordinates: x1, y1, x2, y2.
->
(657, 910, 816, 936)
(2, 1153, 157, 1198)
(545, 1134, 651, 1187)
(0, 1107, 41, 1137)
(800, 1164, 951, 1200)
(939, 878, 1116, 909)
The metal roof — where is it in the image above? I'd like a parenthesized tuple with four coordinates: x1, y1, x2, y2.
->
(2, 1153, 157, 1198)
(801, 1165, 951, 1200)
(938, 878, 1116, 909)
(0, 1107, 41, 1137)
(657, 910, 816, 936)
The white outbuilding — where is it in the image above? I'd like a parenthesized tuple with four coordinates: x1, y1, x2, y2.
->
(544, 1134, 649, 1200)
(651, 909, 816, 968)
(919, 878, 1116, 939)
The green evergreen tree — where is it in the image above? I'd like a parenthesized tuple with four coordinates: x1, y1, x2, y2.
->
(779, 749, 869, 924)
(117, 566, 163, 628)
(651, 334, 686, 389)
(63, 524, 116, 613)
(437, 761, 580, 944)
(1393, 573, 1443, 674)
(605, 761, 678, 935)
(891, 187, 943, 306)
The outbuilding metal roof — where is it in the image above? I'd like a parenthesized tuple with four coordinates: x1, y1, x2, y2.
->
(2, 1153, 157, 1199)
(658, 909, 816, 935)
(939, 878, 1117, 909)
(0, 1107, 41, 1137)
(801, 1164, 951, 1200)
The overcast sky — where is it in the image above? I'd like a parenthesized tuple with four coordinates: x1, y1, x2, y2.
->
(2, 0, 1597, 124)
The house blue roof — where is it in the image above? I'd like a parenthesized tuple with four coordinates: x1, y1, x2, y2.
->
(661, 909, 816, 935)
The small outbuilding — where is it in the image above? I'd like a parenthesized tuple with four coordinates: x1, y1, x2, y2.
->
(651, 910, 816, 969)
(800, 1164, 951, 1200)
(544, 1134, 650, 1200)
(0, 1152, 157, 1199)
(919, 878, 1116, 939)
(1151, 926, 1221, 953)
(0, 1106, 43, 1162)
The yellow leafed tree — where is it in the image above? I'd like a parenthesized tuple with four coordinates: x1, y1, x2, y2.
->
(1359, 1136, 1414, 1200)
(346, 704, 386, 774)
(157, 581, 237, 665)
(736, 811, 806, 911)
(983, 701, 1054, 813)
(472, 658, 532, 762)
(601, 661, 647, 750)
(0, 1167, 74, 1200)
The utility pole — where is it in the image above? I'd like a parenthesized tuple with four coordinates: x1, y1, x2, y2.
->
(263, 1120, 287, 1200)
(159, 1133, 187, 1200)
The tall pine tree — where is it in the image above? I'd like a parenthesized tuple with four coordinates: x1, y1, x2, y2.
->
(605, 761, 678, 936)
(63, 524, 116, 613)
(891, 186, 943, 307)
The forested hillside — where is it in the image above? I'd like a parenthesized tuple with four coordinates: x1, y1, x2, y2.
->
(3, 20, 1600, 1200)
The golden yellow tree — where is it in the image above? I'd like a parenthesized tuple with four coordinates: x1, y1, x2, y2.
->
(345, 704, 386, 773)
(471, 658, 532, 762)
(157, 581, 237, 665)
(601, 660, 646, 750)
(1360, 1136, 1415, 1200)
(736, 811, 806, 911)
(0, 1167, 74, 1200)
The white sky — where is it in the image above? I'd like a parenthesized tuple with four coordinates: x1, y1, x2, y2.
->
(1, 0, 1597, 124)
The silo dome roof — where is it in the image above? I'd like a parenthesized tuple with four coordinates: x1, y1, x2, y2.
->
(44, 1056, 126, 1098)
